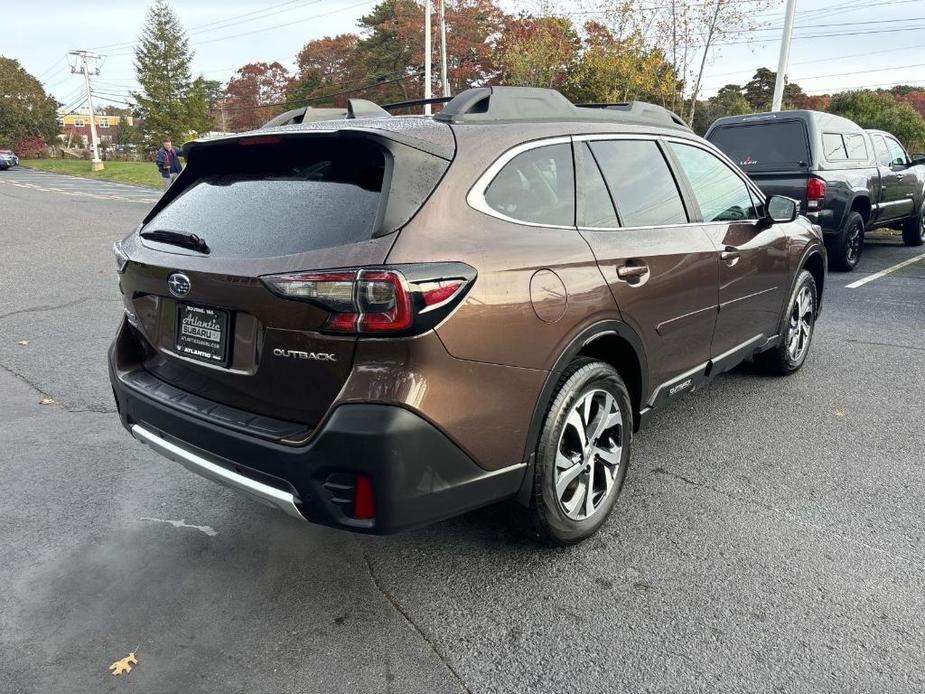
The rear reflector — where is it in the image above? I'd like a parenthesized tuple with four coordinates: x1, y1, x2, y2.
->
(353, 475, 375, 519)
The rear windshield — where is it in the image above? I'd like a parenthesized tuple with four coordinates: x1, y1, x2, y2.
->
(708, 121, 809, 171)
(143, 138, 385, 257)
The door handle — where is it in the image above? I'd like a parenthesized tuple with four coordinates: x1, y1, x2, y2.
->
(721, 247, 740, 266)
(616, 262, 650, 283)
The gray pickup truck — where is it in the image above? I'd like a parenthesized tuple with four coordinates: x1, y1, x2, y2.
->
(706, 110, 925, 271)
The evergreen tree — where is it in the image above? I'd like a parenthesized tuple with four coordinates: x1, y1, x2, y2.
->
(132, 1, 205, 148)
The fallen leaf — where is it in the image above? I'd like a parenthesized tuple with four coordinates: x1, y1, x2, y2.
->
(833, 409, 846, 417)
(39, 398, 57, 405)
(16, 340, 29, 345)
(109, 651, 139, 676)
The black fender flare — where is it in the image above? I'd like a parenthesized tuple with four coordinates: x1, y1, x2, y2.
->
(514, 320, 648, 506)
(839, 192, 871, 230)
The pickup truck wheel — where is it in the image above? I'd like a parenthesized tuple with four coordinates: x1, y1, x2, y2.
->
(520, 358, 632, 545)
(755, 270, 817, 376)
(902, 208, 925, 246)
(829, 211, 864, 271)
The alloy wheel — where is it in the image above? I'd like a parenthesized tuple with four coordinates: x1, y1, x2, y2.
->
(786, 285, 814, 363)
(555, 389, 623, 520)
(847, 223, 862, 265)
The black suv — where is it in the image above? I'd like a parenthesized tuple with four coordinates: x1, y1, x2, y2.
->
(706, 110, 925, 270)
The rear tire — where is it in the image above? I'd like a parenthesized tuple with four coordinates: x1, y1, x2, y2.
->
(829, 211, 864, 271)
(755, 270, 817, 376)
(902, 207, 925, 246)
(520, 358, 632, 545)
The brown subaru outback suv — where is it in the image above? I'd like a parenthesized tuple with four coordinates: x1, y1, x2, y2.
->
(109, 87, 826, 544)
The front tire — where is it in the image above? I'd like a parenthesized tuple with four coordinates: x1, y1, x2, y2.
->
(522, 359, 632, 545)
(755, 270, 818, 376)
(829, 211, 864, 271)
(902, 207, 925, 246)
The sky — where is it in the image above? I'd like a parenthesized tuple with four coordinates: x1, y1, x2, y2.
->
(5, 0, 925, 112)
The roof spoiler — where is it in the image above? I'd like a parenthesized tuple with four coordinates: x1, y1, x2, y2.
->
(261, 98, 391, 128)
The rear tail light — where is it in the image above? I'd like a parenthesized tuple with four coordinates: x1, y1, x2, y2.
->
(806, 176, 826, 210)
(261, 263, 475, 335)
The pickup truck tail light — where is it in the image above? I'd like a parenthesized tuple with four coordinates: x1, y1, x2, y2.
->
(806, 176, 826, 210)
(261, 263, 476, 336)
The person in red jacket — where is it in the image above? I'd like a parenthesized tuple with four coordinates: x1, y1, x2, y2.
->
(155, 138, 182, 190)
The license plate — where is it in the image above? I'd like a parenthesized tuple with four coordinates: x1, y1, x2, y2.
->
(175, 304, 230, 365)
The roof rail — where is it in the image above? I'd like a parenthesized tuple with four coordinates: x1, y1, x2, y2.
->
(382, 96, 454, 111)
(433, 86, 690, 130)
(261, 98, 391, 128)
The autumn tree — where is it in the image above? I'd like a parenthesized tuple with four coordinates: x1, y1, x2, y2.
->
(224, 62, 292, 131)
(638, 0, 775, 123)
(497, 15, 579, 89)
(0, 56, 58, 148)
(562, 22, 676, 107)
(291, 34, 363, 106)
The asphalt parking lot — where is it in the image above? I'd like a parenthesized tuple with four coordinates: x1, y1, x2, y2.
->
(1, 166, 924, 693)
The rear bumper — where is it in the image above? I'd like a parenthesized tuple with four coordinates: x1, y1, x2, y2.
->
(109, 343, 525, 534)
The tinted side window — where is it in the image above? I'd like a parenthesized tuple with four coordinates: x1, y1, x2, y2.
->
(669, 142, 757, 222)
(588, 139, 687, 227)
(484, 143, 575, 226)
(872, 135, 891, 166)
(885, 137, 908, 166)
(845, 134, 868, 160)
(576, 143, 618, 228)
(822, 133, 847, 161)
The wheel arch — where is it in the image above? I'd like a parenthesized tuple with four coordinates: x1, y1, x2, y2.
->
(800, 247, 826, 313)
(848, 194, 871, 226)
(523, 321, 648, 461)
(514, 320, 648, 507)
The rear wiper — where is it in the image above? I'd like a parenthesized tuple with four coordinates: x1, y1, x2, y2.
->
(139, 229, 210, 254)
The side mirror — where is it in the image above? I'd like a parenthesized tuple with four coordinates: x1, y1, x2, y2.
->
(911, 153, 925, 165)
(766, 195, 798, 224)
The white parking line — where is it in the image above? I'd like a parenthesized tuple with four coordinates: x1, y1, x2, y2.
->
(846, 251, 925, 289)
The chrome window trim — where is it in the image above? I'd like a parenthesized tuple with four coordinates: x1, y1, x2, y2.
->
(578, 219, 761, 233)
(466, 135, 576, 230)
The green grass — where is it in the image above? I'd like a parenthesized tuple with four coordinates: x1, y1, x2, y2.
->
(21, 159, 163, 188)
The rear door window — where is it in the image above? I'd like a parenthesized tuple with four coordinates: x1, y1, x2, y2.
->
(484, 143, 575, 226)
(144, 138, 386, 257)
(885, 137, 908, 166)
(822, 133, 847, 161)
(575, 143, 619, 228)
(588, 139, 688, 227)
(871, 134, 891, 166)
(708, 121, 810, 171)
(844, 134, 868, 160)
(669, 142, 757, 222)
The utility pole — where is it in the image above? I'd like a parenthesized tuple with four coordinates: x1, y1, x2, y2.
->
(424, 0, 432, 115)
(439, 0, 450, 98)
(69, 50, 104, 171)
(771, 0, 797, 112)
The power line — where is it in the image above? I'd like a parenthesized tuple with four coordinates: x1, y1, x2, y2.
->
(105, 0, 375, 57)
(89, 0, 325, 53)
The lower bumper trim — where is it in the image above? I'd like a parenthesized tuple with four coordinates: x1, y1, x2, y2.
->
(131, 423, 305, 520)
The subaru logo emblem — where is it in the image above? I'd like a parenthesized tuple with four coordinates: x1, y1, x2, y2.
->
(168, 273, 191, 297)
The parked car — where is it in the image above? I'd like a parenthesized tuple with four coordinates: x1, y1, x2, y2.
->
(0, 150, 16, 170)
(706, 110, 925, 271)
(109, 87, 826, 544)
